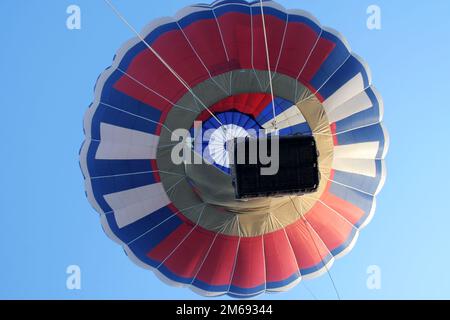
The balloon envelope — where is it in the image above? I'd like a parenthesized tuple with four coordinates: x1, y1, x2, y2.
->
(80, 0, 388, 298)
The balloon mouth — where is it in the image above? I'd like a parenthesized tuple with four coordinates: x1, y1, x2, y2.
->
(191, 111, 262, 174)
(155, 74, 335, 236)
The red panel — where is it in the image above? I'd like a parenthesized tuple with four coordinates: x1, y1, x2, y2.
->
(147, 222, 194, 261)
(235, 93, 250, 108)
(263, 229, 299, 283)
(114, 57, 179, 112)
(167, 203, 179, 215)
(114, 28, 210, 110)
(285, 218, 330, 270)
(196, 102, 226, 122)
(256, 95, 274, 115)
(113, 13, 334, 118)
(195, 234, 240, 286)
(276, 22, 320, 78)
(113, 13, 333, 134)
(304, 201, 354, 252)
(151, 29, 210, 87)
(162, 227, 216, 279)
(309, 84, 325, 102)
(299, 38, 336, 83)
(225, 95, 236, 110)
(322, 191, 365, 226)
(181, 18, 237, 75)
(330, 122, 337, 135)
(246, 93, 267, 113)
(150, 159, 161, 183)
(231, 236, 265, 289)
(195, 93, 272, 121)
(251, 14, 287, 71)
(330, 123, 338, 145)
(217, 12, 252, 69)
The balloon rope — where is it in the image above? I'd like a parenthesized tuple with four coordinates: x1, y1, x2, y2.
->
(156, 205, 207, 268)
(127, 203, 206, 245)
(289, 196, 342, 300)
(176, 21, 229, 96)
(103, 0, 225, 129)
(89, 170, 185, 180)
(260, 0, 277, 129)
(189, 216, 235, 286)
(211, 8, 233, 96)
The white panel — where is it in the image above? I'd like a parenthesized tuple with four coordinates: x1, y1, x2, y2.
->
(334, 142, 379, 160)
(332, 158, 376, 177)
(327, 90, 373, 124)
(208, 124, 249, 167)
(323, 73, 365, 114)
(96, 123, 159, 160)
(262, 105, 306, 130)
(104, 183, 171, 228)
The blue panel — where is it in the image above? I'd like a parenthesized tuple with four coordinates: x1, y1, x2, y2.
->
(127, 216, 184, 267)
(90, 103, 159, 140)
(330, 227, 358, 256)
(105, 205, 179, 244)
(91, 172, 157, 213)
(86, 141, 153, 178)
(250, 5, 287, 22)
(229, 283, 266, 296)
(299, 253, 333, 276)
(214, 3, 251, 17)
(192, 278, 229, 294)
(265, 271, 300, 290)
(329, 181, 374, 227)
(178, 10, 216, 29)
(318, 55, 370, 101)
(336, 123, 386, 159)
(255, 97, 294, 124)
(288, 14, 321, 35)
(310, 30, 350, 92)
(333, 160, 384, 195)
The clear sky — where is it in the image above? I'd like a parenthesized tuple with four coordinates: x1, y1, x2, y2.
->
(1, 0, 450, 300)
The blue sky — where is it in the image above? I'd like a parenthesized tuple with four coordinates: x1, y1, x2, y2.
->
(1, 0, 449, 299)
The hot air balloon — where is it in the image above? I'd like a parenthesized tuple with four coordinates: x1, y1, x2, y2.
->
(80, 0, 388, 298)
